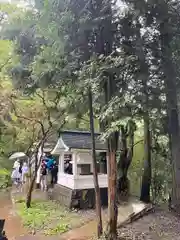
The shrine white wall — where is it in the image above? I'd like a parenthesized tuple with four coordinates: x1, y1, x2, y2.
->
(74, 174, 108, 189)
(57, 150, 108, 190)
(57, 172, 107, 189)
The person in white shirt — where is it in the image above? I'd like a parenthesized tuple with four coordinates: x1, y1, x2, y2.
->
(22, 162, 29, 183)
(11, 164, 21, 185)
(11, 159, 20, 184)
(11, 167, 19, 185)
(13, 159, 20, 169)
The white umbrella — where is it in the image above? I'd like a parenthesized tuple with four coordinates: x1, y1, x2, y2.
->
(9, 152, 26, 160)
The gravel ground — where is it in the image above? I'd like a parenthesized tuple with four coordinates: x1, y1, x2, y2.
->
(118, 209, 180, 240)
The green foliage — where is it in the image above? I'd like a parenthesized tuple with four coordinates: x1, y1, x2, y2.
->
(129, 138, 144, 197)
(0, 168, 11, 189)
(151, 135, 171, 203)
(45, 223, 69, 236)
(16, 200, 84, 235)
(0, 0, 180, 208)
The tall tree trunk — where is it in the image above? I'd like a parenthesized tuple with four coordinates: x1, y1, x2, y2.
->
(140, 111, 151, 203)
(106, 132, 119, 240)
(134, 22, 152, 203)
(117, 121, 135, 195)
(26, 174, 36, 208)
(140, 61, 151, 203)
(94, 1, 119, 237)
(26, 151, 39, 208)
(26, 137, 46, 208)
(88, 89, 103, 237)
(160, 21, 180, 208)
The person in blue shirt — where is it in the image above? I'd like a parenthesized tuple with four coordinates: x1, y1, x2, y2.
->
(46, 158, 54, 170)
(44, 153, 54, 170)
(44, 153, 57, 186)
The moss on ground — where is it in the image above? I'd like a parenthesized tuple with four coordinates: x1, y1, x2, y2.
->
(16, 199, 83, 236)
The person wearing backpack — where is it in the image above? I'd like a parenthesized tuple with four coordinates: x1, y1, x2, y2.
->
(50, 162, 58, 186)
(40, 160, 47, 191)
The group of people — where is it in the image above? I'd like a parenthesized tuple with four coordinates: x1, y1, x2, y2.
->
(40, 153, 58, 191)
(11, 160, 29, 190)
(11, 153, 58, 192)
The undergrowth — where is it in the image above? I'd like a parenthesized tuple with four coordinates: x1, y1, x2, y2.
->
(0, 168, 11, 189)
(16, 199, 81, 236)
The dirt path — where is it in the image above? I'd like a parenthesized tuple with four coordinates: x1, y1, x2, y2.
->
(0, 192, 41, 240)
(118, 208, 180, 240)
(0, 190, 151, 240)
(60, 199, 147, 240)
(0, 192, 26, 239)
(0, 190, 94, 240)
(0, 191, 58, 240)
(60, 220, 96, 240)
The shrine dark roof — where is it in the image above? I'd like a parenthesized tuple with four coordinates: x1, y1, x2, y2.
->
(59, 130, 107, 150)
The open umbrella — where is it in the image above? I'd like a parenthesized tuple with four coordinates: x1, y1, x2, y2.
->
(9, 152, 26, 160)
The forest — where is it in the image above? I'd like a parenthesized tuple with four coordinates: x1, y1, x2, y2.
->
(0, 0, 180, 239)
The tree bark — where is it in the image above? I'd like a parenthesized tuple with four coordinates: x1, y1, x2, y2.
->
(26, 149, 39, 208)
(88, 89, 103, 237)
(106, 131, 119, 240)
(140, 62, 151, 203)
(160, 20, 180, 209)
(133, 22, 152, 203)
(26, 135, 46, 208)
(117, 121, 135, 195)
(26, 174, 36, 208)
(140, 111, 151, 203)
(94, 1, 119, 237)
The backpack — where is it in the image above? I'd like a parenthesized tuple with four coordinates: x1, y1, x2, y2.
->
(41, 166, 47, 175)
